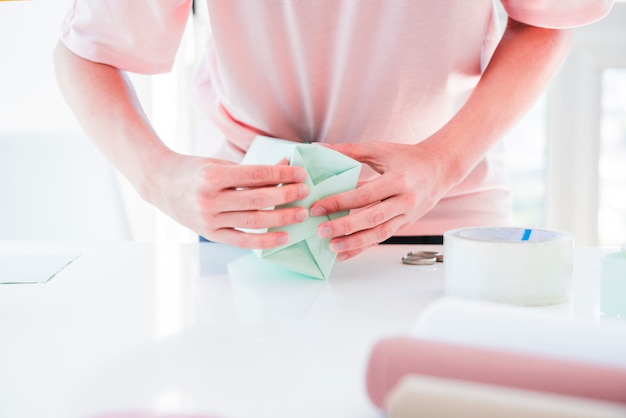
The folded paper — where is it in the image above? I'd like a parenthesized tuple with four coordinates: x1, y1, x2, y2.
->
(241, 136, 361, 279)
(0, 253, 80, 284)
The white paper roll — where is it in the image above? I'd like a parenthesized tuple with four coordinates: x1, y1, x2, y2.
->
(412, 298, 626, 370)
(443, 227, 574, 306)
(386, 375, 626, 418)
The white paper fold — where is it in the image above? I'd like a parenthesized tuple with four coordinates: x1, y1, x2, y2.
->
(0, 253, 80, 284)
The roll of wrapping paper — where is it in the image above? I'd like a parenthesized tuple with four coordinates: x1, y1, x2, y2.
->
(365, 337, 626, 409)
(386, 375, 626, 418)
(443, 227, 574, 305)
(412, 297, 626, 370)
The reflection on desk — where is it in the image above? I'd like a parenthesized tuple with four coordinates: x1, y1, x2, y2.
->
(0, 241, 623, 418)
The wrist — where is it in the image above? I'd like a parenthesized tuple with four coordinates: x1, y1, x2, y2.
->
(126, 144, 180, 204)
(416, 132, 475, 191)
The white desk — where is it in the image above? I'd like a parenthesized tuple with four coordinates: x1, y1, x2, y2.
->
(0, 242, 619, 418)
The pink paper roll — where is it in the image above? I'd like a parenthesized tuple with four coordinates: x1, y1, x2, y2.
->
(366, 337, 626, 409)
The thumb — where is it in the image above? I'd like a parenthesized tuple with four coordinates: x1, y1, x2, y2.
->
(318, 142, 369, 161)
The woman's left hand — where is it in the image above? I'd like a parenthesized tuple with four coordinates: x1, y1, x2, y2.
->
(310, 19, 573, 262)
(309, 141, 458, 261)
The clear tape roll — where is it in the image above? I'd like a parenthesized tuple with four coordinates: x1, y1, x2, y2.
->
(443, 227, 574, 306)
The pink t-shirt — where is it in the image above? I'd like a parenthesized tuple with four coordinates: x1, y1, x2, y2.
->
(60, 0, 613, 235)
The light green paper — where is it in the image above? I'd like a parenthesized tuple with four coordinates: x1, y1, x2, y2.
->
(0, 253, 80, 284)
(601, 250, 626, 318)
(241, 136, 361, 279)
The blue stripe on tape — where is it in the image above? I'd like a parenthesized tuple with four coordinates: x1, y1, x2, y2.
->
(521, 229, 532, 241)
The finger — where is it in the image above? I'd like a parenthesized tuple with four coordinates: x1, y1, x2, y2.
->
(335, 242, 380, 262)
(216, 206, 309, 230)
(218, 182, 310, 212)
(321, 142, 381, 165)
(327, 215, 406, 254)
(245, 157, 292, 190)
(320, 202, 400, 242)
(209, 228, 292, 250)
(211, 164, 307, 189)
(311, 177, 397, 217)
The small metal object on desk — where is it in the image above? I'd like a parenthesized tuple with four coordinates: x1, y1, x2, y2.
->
(401, 251, 444, 266)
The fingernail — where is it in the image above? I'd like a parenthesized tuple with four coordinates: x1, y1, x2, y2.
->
(298, 184, 309, 197)
(296, 209, 308, 222)
(310, 206, 326, 217)
(330, 241, 345, 252)
(318, 225, 332, 238)
(295, 169, 307, 181)
(277, 234, 289, 245)
(337, 253, 348, 262)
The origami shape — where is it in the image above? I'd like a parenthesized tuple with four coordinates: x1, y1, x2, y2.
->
(240, 136, 362, 279)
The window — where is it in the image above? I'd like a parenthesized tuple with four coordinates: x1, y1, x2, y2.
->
(599, 68, 626, 245)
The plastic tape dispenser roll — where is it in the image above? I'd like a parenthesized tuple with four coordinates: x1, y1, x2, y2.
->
(443, 227, 574, 306)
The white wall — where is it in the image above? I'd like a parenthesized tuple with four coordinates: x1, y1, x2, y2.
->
(0, 1, 135, 241)
(0, 1, 77, 132)
(0, 0, 183, 242)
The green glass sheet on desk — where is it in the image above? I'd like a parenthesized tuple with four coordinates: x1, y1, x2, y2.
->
(241, 136, 361, 280)
(0, 253, 80, 284)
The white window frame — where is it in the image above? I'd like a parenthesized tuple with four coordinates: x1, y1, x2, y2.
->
(547, 2, 626, 245)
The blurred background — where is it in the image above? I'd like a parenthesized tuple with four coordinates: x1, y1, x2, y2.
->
(0, 0, 625, 246)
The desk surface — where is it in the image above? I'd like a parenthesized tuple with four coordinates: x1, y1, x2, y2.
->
(0, 242, 619, 418)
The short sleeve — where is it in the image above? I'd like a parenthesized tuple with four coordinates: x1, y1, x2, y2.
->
(500, 0, 614, 29)
(60, 0, 192, 74)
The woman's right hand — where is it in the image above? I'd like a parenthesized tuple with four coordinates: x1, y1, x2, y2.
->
(143, 152, 310, 249)
(53, 42, 309, 249)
